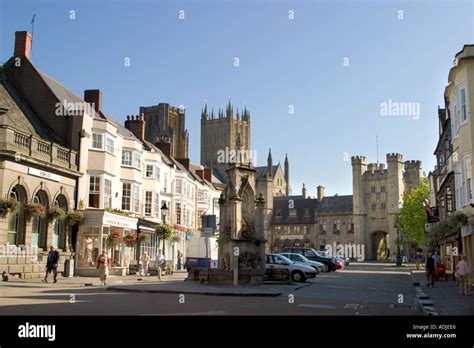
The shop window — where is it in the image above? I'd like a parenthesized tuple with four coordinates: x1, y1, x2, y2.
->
(76, 226, 100, 268)
(8, 185, 26, 245)
(32, 190, 48, 250)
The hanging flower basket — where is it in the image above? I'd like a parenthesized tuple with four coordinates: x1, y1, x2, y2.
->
(124, 232, 137, 247)
(0, 198, 19, 219)
(66, 210, 84, 226)
(46, 207, 67, 223)
(107, 230, 123, 248)
(138, 233, 149, 244)
(171, 235, 181, 243)
(156, 223, 174, 241)
(24, 203, 46, 222)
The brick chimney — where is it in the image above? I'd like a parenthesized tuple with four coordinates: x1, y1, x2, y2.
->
(156, 141, 172, 158)
(14, 31, 32, 59)
(84, 90, 102, 113)
(203, 168, 213, 182)
(196, 169, 204, 180)
(176, 158, 190, 170)
(124, 114, 146, 141)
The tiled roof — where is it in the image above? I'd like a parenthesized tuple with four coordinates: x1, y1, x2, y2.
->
(318, 195, 353, 213)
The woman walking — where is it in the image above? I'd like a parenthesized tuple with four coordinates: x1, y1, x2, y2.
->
(97, 249, 111, 286)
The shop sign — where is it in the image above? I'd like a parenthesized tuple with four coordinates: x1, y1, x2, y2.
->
(28, 167, 60, 182)
(103, 212, 137, 229)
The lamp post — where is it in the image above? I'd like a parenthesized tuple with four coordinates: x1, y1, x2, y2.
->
(160, 202, 169, 258)
(396, 201, 403, 266)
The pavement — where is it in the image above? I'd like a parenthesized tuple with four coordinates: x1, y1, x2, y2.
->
(0, 262, 428, 315)
(411, 268, 474, 315)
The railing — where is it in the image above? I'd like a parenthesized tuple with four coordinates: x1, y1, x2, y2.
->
(14, 132, 30, 148)
(4, 128, 77, 171)
(37, 140, 51, 155)
(57, 148, 70, 162)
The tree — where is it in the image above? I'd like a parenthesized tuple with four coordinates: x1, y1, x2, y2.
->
(398, 178, 430, 247)
(155, 223, 174, 258)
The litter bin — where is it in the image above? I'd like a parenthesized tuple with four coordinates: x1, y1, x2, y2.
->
(64, 258, 74, 277)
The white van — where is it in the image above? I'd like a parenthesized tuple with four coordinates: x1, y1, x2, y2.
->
(185, 236, 218, 270)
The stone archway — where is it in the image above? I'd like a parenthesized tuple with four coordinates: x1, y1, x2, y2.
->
(370, 231, 388, 261)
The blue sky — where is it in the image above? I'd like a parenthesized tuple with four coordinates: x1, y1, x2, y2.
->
(1, 0, 473, 196)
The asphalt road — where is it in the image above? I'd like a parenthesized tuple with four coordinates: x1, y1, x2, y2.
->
(0, 263, 422, 315)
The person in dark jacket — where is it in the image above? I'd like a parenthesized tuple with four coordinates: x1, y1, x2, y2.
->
(425, 252, 436, 287)
(43, 246, 60, 283)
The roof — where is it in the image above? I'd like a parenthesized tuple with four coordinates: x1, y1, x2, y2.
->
(255, 165, 279, 178)
(272, 194, 353, 225)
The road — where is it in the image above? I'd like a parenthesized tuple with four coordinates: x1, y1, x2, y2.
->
(0, 263, 422, 315)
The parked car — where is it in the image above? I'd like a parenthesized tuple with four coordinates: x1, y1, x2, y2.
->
(279, 252, 327, 273)
(319, 251, 350, 267)
(265, 254, 317, 282)
(283, 247, 338, 271)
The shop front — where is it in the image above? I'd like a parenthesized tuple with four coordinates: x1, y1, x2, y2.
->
(75, 210, 138, 277)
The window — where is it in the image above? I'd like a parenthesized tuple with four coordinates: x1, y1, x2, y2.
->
(104, 179, 112, 209)
(371, 186, 376, 193)
(289, 209, 297, 217)
(381, 186, 385, 193)
(303, 226, 308, 234)
(372, 203, 377, 211)
(459, 87, 467, 121)
(122, 183, 131, 211)
(276, 209, 282, 217)
(319, 220, 326, 234)
(155, 166, 160, 181)
(145, 165, 154, 178)
(134, 152, 141, 168)
(333, 219, 341, 233)
(381, 203, 386, 210)
(176, 203, 181, 225)
(347, 218, 354, 233)
(176, 179, 182, 195)
(154, 193, 160, 217)
(133, 185, 140, 213)
(304, 208, 310, 217)
(122, 150, 132, 166)
(106, 137, 114, 154)
(163, 174, 168, 193)
(92, 133, 103, 149)
(145, 191, 152, 216)
(183, 183, 187, 197)
(89, 176, 100, 208)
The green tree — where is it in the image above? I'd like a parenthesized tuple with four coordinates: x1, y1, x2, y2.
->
(398, 178, 430, 247)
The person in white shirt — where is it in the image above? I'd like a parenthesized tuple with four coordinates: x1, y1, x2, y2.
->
(456, 255, 471, 295)
(140, 252, 150, 276)
(156, 250, 164, 281)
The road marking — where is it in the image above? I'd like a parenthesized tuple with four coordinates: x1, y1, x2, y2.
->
(297, 304, 336, 310)
(344, 303, 360, 309)
(339, 270, 411, 275)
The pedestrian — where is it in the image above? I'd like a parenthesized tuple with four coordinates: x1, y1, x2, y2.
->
(96, 249, 111, 286)
(140, 252, 150, 276)
(433, 250, 442, 281)
(455, 255, 471, 295)
(415, 250, 422, 270)
(42, 246, 60, 283)
(425, 252, 436, 287)
(177, 250, 183, 271)
(156, 249, 164, 281)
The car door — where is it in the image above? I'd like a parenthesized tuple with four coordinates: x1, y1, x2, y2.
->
(273, 255, 290, 270)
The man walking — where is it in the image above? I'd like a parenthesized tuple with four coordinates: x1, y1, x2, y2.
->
(43, 246, 60, 283)
(425, 252, 436, 287)
(456, 255, 471, 295)
(433, 250, 441, 281)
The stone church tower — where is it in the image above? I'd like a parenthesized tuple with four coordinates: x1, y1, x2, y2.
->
(351, 153, 422, 260)
(139, 103, 189, 159)
(200, 102, 250, 180)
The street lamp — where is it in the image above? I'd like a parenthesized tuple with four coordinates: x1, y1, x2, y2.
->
(160, 202, 169, 258)
(396, 201, 403, 266)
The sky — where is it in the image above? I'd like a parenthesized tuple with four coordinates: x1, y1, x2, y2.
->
(1, 0, 473, 196)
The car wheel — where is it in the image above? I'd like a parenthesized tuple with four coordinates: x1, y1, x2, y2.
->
(291, 270, 306, 282)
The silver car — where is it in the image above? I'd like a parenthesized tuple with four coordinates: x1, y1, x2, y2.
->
(265, 254, 317, 282)
(280, 253, 328, 273)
